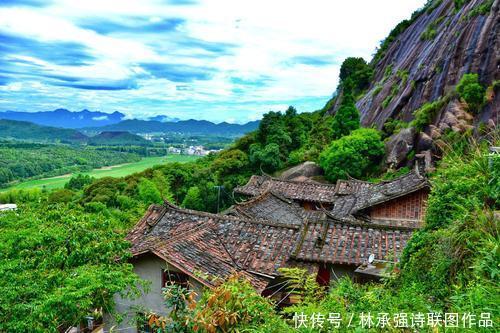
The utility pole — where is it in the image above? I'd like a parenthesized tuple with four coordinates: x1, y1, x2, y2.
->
(214, 185, 223, 213)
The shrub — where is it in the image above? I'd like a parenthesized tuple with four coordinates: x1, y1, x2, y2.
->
(371, 84, 383, 97)
(287, 148, 306, 166)
(331, 91, 360, 140)
(399, 140, 498, 306)
(137, 178, 162, 204)
(454, 0, 470, 10)
(426, 0, 443, 13)
(420, 25, 437, 40)
(193, 274, 284, 332)
(456, 73, 486, 112)
(0, 188, 43, 204)
(319, 128, 385, 182)
(48, 188, 75, 204)
(64, 174, 94, 191)
(411, 96, 448, 131)
(382, 118, 409, 137)
(181, 186, 204, 211)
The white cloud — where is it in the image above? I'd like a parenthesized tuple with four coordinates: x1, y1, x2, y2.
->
(0, 0, 426, 122)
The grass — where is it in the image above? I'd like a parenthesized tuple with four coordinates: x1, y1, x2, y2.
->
(2, 155, 198, 191)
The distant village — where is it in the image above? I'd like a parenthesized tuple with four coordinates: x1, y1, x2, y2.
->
(138, 133, 223, 156)
(166, 145, 221, 156)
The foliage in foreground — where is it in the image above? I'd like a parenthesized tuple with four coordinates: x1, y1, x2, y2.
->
(0, 203, 140, 332)
(144, 274, 289, 333)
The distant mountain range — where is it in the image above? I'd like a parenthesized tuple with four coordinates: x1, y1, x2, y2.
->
(0, 119, 88, 143)
(148, 115, 180, 123)
(83, 119, 260, 135)
(0, 119, 151, 146)
(87, 131, 150, 146)
(0, 109, 126, 129)
(0, 109, 259, 135)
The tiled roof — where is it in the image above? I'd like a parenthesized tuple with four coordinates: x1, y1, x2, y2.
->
(329, 170, 429, 223)
(234, 175, 338, 203)
(334, 178, 372, 195)
(214, 217, 300, 276)
(127, 202, 304, 290)
(291, 220, 413, 265)
(224, 189, 416, 265)
(127, 204, 269, 291)
(224, 191, 310, 227)
(234, 169, 428, 210)
(127, 169, 429, 289)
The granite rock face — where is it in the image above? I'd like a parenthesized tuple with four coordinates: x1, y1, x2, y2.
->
(329, 0, 499, 166)
(329, 0, 499, 132)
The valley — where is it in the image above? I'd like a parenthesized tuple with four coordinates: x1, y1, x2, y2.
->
(1, 155, 198, 191)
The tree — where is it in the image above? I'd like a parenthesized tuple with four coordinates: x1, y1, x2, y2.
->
(331, 87, 360, 140)
(284, 106, 309, 151)
(257, 111, 292, 155)
(48, 188, 75, 204)
(152, 170, 174, 202)
(211, 149, 251, 189)
(249, 143, 283, 173)
(82, 177, 126, 207)
(456, 73, 485, 112)
(137, 178, 162, 204)
(339, 57, 373, 94)
(181, 186, 204, 211)
(319, 128, 385, 182)
(65, 174, 94, 191)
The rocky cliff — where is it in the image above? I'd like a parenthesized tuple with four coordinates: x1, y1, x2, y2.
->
(328, 0, 499, 167)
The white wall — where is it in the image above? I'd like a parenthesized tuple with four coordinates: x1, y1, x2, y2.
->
(105, 253, 204, 333)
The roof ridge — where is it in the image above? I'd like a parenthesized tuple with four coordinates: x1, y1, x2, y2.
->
(205, 221, 245, 270)
(235, 190, 293, 207)
(253, 174, 338, 187)
(376, 168, 425, 185)
(163, 199, 298, 229)
(163, 199, 249, 221)
(318, 214, 419, 231)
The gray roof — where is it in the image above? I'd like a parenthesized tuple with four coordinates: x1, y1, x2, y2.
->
(224, 191, 324, 227)
(234, 175, 338, 203)
(329, 170, 429, 223)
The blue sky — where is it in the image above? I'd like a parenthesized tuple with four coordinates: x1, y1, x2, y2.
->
(0, 0, 425, 123)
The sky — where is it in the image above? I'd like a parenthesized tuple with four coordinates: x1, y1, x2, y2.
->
(0, 0, 426, 123)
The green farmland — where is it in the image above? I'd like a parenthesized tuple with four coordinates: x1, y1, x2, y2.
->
(2, 155, 198, 191)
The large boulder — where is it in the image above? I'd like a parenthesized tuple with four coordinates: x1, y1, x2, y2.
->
(416, 132, 433, 152)
(280, 161, 323, 180)
(385, 127, 416, 168)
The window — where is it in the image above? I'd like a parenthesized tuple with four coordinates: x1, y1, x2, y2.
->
(162, 270, 189, 289)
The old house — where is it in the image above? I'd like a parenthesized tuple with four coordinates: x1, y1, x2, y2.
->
(110, 166, 429, 332)
(234, 175, 338, 210)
